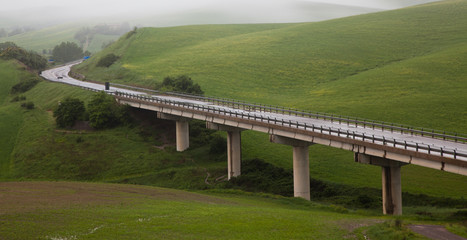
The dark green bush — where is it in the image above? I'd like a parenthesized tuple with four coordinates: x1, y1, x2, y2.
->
(96, 53, 119, 67)
(53, 97, 86, 128)
(209, 135, 227, 154)
(11, 77, 40, 94)
(21, 101, 34, 109)
(11, 95, 26, 102)
(156, 75, 204, 95)
(88, 91, 131, 129)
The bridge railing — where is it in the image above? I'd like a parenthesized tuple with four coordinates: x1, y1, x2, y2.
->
(109, 83, 467, 145)
(112, 91, 467, 162)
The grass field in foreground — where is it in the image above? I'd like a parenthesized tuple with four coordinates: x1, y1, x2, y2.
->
(0, 181, 447, 240)
(0, 182, 361, 239)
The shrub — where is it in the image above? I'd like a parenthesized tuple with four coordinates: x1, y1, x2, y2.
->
(53, 97, 86, 128)
(156, 75, 204, 95)
(11, 77, 40, 94)
(21, 102, 34, 109)
(96, 53, 119, 67)
(88, 91, 131, 129)
(210, 135, 227, 154)
(11, 95, 26, 102)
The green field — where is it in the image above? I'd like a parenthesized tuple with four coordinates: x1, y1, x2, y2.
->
(74, 0, 467, 197)
(0, 181, 383, 240)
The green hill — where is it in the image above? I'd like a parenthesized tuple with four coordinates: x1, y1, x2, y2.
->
(0, 24, 121, 54)
(75, 0, 467, 197)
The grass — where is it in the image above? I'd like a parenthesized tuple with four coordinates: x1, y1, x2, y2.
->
(0, 60, 29, 178)
(0, 181, 363, 240)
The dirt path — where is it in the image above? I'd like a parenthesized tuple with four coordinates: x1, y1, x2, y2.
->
(409, 225, 467, 240)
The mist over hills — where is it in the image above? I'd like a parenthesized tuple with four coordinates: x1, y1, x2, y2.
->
(0, 0, 438, 29)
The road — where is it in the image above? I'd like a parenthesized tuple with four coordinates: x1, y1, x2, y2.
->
(40, 62, 467, 172)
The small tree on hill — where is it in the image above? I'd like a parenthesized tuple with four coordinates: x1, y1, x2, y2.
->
(52, 41, 84, 62)
(157, 75, 204, 95)
(87, 92, 131, 129)
(53, 97, 86, 128)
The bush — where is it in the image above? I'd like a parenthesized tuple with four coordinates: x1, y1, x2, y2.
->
(0, 44, 47, 71)
(156, 75, 204, 95)
(210, 135, 227, 154)
(96, 53, 119, 67)
(21, 102, 34, 109)
(11, 95, 26, 102)
(53, 97, 86, 128)
(11, 77, 40, 94)
(52, 41, 84, 62)
(88, 91, 131, 129)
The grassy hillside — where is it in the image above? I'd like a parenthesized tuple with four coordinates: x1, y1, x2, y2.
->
(75, 0, 467, 198)
(0, 60, 32, 178)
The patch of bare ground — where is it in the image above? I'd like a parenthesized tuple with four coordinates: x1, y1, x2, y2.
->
(0, 181, 231, 214)
(336, 219, 384, 239)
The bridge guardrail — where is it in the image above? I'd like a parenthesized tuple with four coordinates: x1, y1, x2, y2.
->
(112, 91, 467, 162)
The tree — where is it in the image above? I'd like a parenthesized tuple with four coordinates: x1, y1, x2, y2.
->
(87, 92, 131, 129)
(157, 75, 204, 95)
(52, 41, 84, 62)
(96, 53, 119, 67)
(53, 98, 86, 128)
(0, 43, 47, 71)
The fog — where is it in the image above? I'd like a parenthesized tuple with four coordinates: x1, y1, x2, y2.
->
(0, 0, 439, 28)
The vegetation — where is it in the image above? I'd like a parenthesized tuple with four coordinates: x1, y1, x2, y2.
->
(96, 53, 119, 67)
(52, 41, 88, 62)
(157, 75, 204, 95)
(87, 91, 130, 129)
(0, 42, 46, 71)
(53, 97, 86, 128)
(10, 77, 40, 94)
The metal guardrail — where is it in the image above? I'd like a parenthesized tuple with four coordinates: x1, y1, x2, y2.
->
(109, 83, 467, 145)
(112, 90, 467, 161)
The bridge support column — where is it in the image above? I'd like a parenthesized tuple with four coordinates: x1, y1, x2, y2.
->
(355, 153, 407, 215)
(206, 122, 244, 179)
(270, 135, 313, 200)
(157, 113, 189, 152)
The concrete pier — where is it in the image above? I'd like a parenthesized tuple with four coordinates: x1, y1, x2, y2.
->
(157, 113, 190, 152)
(206, 122, 244, 179)
(270, 135, 313, 200)
(355, 153, 406, 215)
(175, 120, 189, 152)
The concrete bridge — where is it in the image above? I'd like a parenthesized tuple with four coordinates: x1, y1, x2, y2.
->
(41, 63, 467, 215)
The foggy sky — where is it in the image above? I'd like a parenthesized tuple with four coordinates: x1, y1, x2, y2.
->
(2, 0, 438, 12)
(0, 0, 439, 28)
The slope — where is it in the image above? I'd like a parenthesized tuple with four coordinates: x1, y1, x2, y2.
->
(0, 60, 28, 178)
